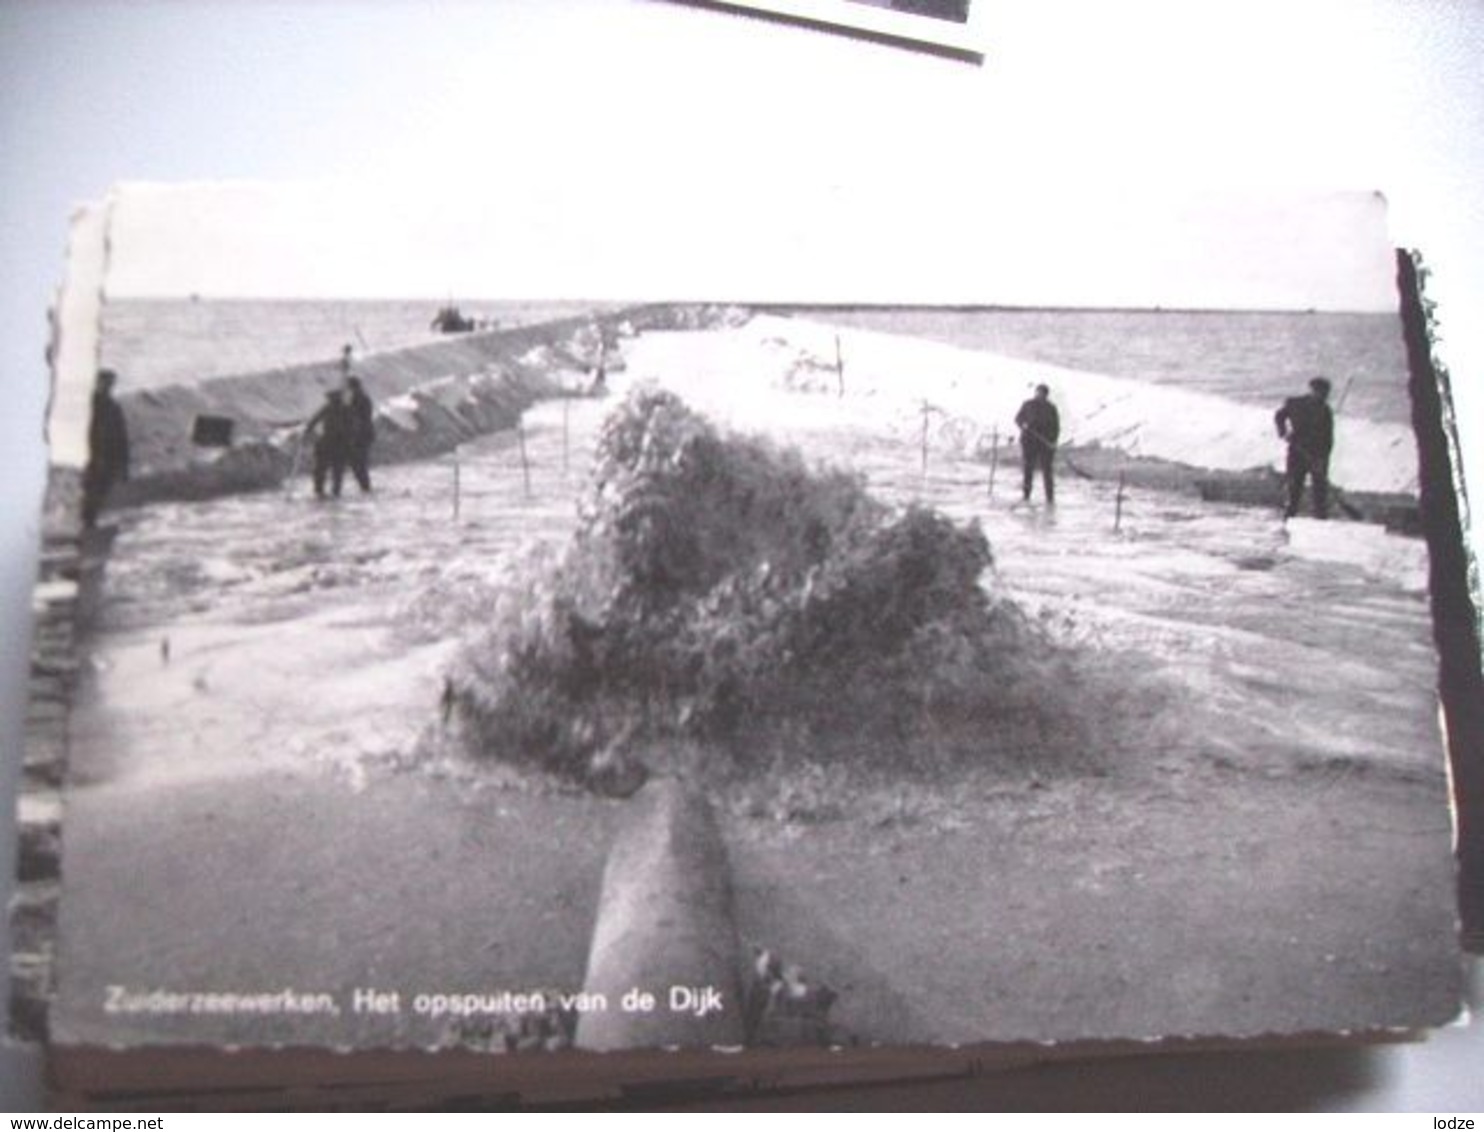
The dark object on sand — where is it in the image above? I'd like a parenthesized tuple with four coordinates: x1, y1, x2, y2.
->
(1195, 471, 1364, 521)
(1196, 473, 1286, 509)
(191, 414, 235, 448)
(430, 305, 476, 334)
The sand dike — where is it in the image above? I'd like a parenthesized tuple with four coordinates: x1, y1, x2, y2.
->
(107, 304, 748, 507)
(450, 387, 1070, 788)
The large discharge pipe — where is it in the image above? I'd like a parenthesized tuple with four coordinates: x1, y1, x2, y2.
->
(576, 778, 744, 1050)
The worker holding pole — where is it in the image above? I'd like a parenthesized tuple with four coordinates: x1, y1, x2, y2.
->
(1014, 384, 1060, 506)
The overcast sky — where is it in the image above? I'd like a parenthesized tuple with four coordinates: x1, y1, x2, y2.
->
(101, 181, 1398, 312)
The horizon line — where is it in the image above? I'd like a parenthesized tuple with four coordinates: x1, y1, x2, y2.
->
(103, 294, 1401, 317)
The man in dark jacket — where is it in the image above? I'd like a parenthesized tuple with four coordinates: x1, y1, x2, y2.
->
(82, 368, 129, 527)
(1014, 384, 1060, 505)
(305, 389, 353, 498)
(1275, 377, 1335, 519)
(344, 375, 375, 493)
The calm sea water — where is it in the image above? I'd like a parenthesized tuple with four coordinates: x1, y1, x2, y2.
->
(101, 300, 1412, 427)
(795, 307, 1411, 427)
(100, 299, 616, 390)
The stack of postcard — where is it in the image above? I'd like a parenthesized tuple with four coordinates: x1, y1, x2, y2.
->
(11, 184, 1478, 1108)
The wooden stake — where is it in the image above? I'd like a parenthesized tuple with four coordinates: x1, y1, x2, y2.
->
(562, 396, 571, 475)
(988, 426, 999, 498)
(1114, 471, 1126, 532)
(452, 445, 461, 520)
(517, 417, 532, 499)
(835, 334, 845, 398)
(920, 401, 931, 482)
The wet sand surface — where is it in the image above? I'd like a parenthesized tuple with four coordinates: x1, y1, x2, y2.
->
(56, 397, 620, 1049)
(727, 768, 1459, 1045)
(53, 336, 1463, 1049)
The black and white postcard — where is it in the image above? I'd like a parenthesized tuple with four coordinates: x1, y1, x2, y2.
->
(21, 185, 1465, 1070)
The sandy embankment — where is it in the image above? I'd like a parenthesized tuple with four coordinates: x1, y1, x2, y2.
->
(639, 315, 1422, 512)
(109, 304, 748, 506)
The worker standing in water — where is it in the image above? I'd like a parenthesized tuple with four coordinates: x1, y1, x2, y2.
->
(1274, 376, 1335, 519)
(305, 389, 353, 499)
(1014, 383, 1060, 506)
(344, 375, 376, 493)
